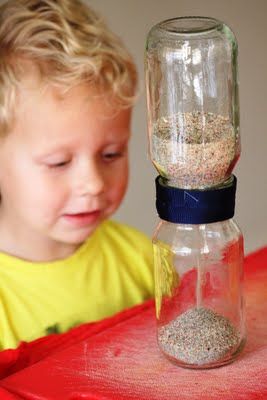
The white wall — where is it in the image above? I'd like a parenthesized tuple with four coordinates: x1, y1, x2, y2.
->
(86, 0, 267, 255)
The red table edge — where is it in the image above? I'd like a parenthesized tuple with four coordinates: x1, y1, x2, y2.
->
(0, 387, 22, 400)
(0, 299, 154, 379)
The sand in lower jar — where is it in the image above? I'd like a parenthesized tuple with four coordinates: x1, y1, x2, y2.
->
(158, 307, 240, 366)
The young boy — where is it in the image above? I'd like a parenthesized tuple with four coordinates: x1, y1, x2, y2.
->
(0, 0, 154, 350)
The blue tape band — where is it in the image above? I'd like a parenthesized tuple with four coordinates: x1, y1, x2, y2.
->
(155, 175, 237, 224)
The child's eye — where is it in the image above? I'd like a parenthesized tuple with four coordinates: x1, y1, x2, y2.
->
(102, 152, 122, 161)
(47, 160, 71, 168)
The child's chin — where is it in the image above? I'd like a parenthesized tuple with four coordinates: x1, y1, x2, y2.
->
(60, 224, 100, 244)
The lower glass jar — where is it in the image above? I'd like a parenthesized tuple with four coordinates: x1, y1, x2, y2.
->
(153, 218, 246, 369)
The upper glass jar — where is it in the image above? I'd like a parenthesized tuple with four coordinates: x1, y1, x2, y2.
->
(145, 17, 240, 189)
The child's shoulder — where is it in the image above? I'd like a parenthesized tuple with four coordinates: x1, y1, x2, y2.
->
(97, 220, 154, 294)
(99, 219, 152, 248)
(93, 219, 153, 262)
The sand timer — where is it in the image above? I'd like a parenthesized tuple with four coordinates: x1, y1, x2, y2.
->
(145, 17, 246, 368)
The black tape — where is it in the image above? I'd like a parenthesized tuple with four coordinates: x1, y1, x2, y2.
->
(155, 175, 237, 224)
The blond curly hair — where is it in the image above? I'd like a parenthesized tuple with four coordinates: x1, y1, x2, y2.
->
(0, 0, 137, 135)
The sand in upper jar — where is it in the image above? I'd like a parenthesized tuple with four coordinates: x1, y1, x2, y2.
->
(152, 111, 240, 189)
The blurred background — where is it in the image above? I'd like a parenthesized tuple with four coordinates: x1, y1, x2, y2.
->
(0, 0, 264, 254)
(88, 0, 266, 254)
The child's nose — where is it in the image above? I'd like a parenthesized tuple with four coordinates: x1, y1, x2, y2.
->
(75, 161, 105, 197)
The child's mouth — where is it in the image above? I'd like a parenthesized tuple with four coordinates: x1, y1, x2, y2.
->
(63, 211, 101, 227)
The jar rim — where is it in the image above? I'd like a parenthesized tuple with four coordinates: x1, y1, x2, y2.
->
(156, 16, 223, 35)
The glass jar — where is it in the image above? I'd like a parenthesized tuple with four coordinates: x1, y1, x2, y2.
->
(153, 218, 246, 369)
(145, 17, 240, 189)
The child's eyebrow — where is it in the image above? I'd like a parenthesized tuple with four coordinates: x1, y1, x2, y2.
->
(104, 130, 131, 140)
(33, 148, 70, 160)
(105, 136, 130, 144)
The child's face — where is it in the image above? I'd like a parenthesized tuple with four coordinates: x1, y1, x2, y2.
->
(0, 82, 131, 260)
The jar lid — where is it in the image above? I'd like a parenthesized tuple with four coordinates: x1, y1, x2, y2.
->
(155, 175, 237, 224)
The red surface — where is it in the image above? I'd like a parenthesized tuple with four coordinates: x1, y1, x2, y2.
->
(0, 247, 266, 400)
(0, 388, 21, 400)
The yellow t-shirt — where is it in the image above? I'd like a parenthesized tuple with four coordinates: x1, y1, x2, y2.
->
(0, 220, 154, 350)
